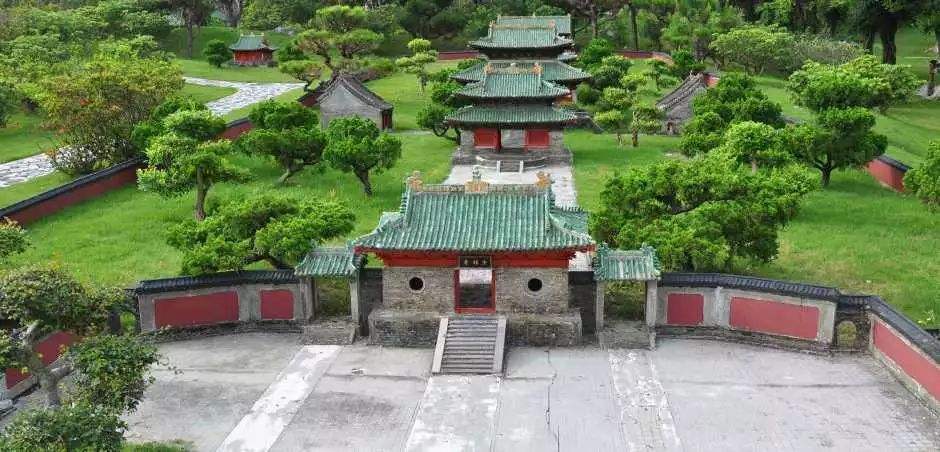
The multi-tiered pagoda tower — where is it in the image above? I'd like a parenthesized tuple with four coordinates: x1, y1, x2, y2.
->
(446, 16, 590, 168)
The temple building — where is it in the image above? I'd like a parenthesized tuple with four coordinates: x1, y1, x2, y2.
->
(297, 170, 660, 373)
(229, 35, 276, 66)
(446, 16, 589, 170)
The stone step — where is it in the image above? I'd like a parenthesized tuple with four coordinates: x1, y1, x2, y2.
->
(432, 316, 507, 375)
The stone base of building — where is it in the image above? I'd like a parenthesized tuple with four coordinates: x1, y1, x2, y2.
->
(598, 321, 655, 349)
(368, 309, 442, 347)
(301, 317, 358, 345)
(367, 309, 583, 347)
(656, 326, 832, 354)
(452, 147, 572, 170)
(506, 311, 582, 346)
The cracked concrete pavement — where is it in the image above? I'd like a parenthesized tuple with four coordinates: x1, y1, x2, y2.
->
(124, 333, 940, 451)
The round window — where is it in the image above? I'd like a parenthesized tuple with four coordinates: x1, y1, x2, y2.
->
(527, 278, 543, 292)
(408, 277, 425, 291)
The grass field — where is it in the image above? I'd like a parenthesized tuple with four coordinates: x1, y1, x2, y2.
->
(0, 112, 56, 163)
(179, 83, 237, 104)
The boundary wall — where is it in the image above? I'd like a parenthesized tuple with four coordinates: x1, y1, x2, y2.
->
(866, 155, 909, 192)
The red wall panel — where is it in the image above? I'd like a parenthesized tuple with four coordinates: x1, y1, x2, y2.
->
(5, 332, 77, 389)
(666, 293, 704, 326)
(219, 120, 254, 140)
(6, 163, 142, 225)
(261, 289, 294, 320)
(866, 159, 906, 192)
(524, 129, 551, 149)
(872, 319, 940, 400)
(154, 292, 239, 328)
(474, 128, 500, 149)
(729, 297, 819, 340)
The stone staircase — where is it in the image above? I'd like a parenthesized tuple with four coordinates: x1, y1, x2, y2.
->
(432, 316, 507, 374)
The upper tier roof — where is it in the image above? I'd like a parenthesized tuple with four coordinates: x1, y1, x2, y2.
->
(229, 35, 276, 51)
(470, 23, 573, 50)
(354, 171, 593, 253)
(444, 104, 577, 126)
(452, 60, 590, 84)
(315, 73, 392, 112)
(495, 15, 572, 35)
(457, 65, 570, 99)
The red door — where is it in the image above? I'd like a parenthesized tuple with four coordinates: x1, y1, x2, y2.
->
(525, 129, 551, 149)
(474, 128, 500, 150)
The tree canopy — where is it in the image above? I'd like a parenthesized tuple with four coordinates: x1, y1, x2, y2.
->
(238, 100, 325, 184)
(323, 116, 402, 196)
(167, 195, 355, 274)
(903, 141, 940, 209)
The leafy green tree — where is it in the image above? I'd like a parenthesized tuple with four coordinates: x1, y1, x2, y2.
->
(578, 38, 615, 69)
(620, 73, 647, 93)
(595, 87, 634, 145)
(203, 39, 232, 68)
(849, 0, 921, 64)
(167, 195, 355, 274)
(595, 110, 630, 146)
(644, 59, 673, 90)
(680, 73, 783, 156)
(904, 141, 940, 210)
(662, 0, 743, 62)
(629, 103, 664, 147)
(714, 121, 790, 173)
(590, 153, 814, 272)
(296, 6, 383, 70)
(0, 79, 19, 128)
(590, 55, 633, 90)
(917, 0, 940, 59)
(166, 0, 213, 58)
(0, 266, 122, 406)
(131, 96, 209, 150)
(396, 38, 437, 92)
(417, 104, 459, 143)
(780, 108, 887, 187)
(324, 116, 402, 196)
(0, 220, 28, 261)
(278, 59, 324, 83)
(238, 100, 325, 184)
(710, 24, 794, 75)
(669, 49, 706, 78)
(69, 334, 161, 414)
(137, 110, 247, 220)
(0, 403, 125, 452)
(788, 56, 919, 113)
(37, 41, 182, 174)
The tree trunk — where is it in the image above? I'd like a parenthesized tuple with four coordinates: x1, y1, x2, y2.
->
(186, 24, 195, 58)
(878, 16, 898, 64)
(629, 5, 640, 51)
(821, 167, 832, 187)
(751, 159, 758, 174)
(354, 169, 373, 196)
(589, 6, 598, 38)
(277, 167, 297, 185)
(863, 29, 876, 53)
(934, 30, 940, 58)
(38, 372, 62, 407)
(929, 59, 938, 97)
(615, 133, 622, 146)
(631, 131, 639, 147)
(195, 170, 208, 221)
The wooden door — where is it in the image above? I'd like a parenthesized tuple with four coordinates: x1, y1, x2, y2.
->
(474, 128, 500, 150)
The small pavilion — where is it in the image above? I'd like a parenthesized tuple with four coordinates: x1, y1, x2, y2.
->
(229, 35, 276, 66)
(313, 73, 393, 130)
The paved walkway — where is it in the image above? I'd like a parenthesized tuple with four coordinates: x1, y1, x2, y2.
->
(122, 333, 940, 451)
(0, 78, 305, 189)
(444, 164, 579, 208)
(184, 77, 305, 116)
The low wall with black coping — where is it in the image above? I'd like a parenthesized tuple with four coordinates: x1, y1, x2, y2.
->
(656, 272, 939, 412)
(866, 155, 909, 192)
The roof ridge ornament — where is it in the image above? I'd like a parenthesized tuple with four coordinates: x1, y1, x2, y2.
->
(465, 166, 490, 193)
(406, 170, 423, 191)
(535, 171, 552, 189)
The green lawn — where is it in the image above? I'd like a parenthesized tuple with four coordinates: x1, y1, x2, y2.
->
(0, 172, 73, 206)
(2, 133, 454, 286)
(161, 26, 293, 61)
(365, 61, 458, 131)
(176, 58, 297, 83)
(756, 75, 940, 164)
(873, 27, 938, 81)
(179, 83, 237, 104)
(223, 87, 306, 121)
(0, 112, 56, 163)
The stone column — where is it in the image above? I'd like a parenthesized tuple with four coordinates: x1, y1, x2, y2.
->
(349, 272, 361, 325)
(645, 280, 659, 328)
(298, 276, 316, 321)
(595, 281, 606, 331)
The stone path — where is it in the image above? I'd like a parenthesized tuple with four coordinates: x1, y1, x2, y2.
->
(444, 164, 578, 208)
(184, 77, 305, 116)
(0, 154, 56, 188)
(0, 78, 305, 189)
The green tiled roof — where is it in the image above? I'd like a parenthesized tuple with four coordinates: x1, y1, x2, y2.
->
(458, 72, 569, 99)
(295, 246, 362, 277)
(445, 105, 576, 126)
(230, 35, 276, 51)
(354, 179, 594, 253)
(470, 25, 573, 49)
(496, 15, 572, 35)
(453, 61, 590, 84)
(594, 244, 661, 281)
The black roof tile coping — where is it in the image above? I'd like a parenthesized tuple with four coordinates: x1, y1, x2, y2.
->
(661, 272, 939, 362)
(226, 117, 251, 128)
(0, 157, 145, 217)
(875, 154, 910, 172)
(132, 270, 299, 294)
(865, 295, 940, 362)
(660, 272, 843, 301)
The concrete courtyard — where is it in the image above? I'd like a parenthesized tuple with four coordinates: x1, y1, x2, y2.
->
(124, 333, 939, 451)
